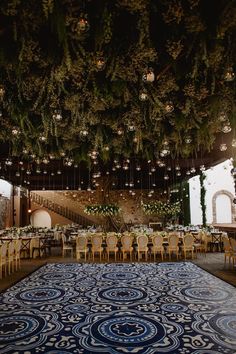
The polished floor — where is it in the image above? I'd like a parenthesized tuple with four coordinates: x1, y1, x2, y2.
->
(1, 249, 236, 292)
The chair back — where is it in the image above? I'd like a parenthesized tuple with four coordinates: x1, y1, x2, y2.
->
(0, 242, 8, 259)
(183, 233, 194, 248)
(137, 235, 148, 250)
(168, 234, 179, 247)
(230, 238, 236, 252)
(8, 241, 15, 259)
(15, 239, 22, 254)
(223, 237, 231, 252)
(106, 234, 118, 249)
(91, 234, 103, 251)
(121, 234, 133, 251)
(76, 236, 87, 250)
(152, 234, 163, 248)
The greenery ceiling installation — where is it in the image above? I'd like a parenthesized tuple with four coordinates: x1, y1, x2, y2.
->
(0, 0, 235, 164)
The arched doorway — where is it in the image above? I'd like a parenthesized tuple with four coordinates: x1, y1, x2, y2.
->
(212, 190, 235, 223)
(30, 209, 52, 228)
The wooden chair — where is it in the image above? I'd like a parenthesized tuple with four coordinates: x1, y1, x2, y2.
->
(151, 233, 164, 261)
(183, 233, 194, 259)
(7, 241, 15, 274)
(137, 234, 149, 261)
(91, 234, 104, 262)
(121, 234, 134, 261)
(62, 234, 74, 257)
(76, 235, 88, 261)
(222, 236, 232, 265)
(229, 238, 236, 266)
(14, 239, 22, 270)
(167, 233, 179, 260)
(32, 237, 51, 258)
(106, 234, 119, 261)
(0, 243, 8, 279)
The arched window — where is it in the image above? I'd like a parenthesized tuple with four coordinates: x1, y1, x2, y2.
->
(212, 190, 235, 224)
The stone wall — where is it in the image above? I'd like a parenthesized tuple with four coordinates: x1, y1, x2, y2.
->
(0, 195, 10, 229)
(32, 189, 163, 226)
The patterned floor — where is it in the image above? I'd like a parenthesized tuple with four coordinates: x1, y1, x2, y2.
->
(0, 262, 236, 354)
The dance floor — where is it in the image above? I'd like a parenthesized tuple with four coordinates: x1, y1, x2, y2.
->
(0, 262, 236, 353)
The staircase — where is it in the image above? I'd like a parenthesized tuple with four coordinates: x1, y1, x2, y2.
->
(30, 192, 96, 227)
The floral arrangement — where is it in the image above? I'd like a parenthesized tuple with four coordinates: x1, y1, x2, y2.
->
(84, 204, 120, 216)
(142, 201, 181, 219)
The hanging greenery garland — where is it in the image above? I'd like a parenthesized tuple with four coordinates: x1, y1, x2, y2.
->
(199, 172, 207, 226)
(142, 201, 181, 219)
(84, 204, 120, 216)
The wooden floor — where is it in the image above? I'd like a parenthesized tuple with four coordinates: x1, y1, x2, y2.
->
(1, 249, 236, 292)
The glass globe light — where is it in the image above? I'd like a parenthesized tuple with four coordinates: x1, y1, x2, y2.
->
(220, 143, 227, 151)
(164, 101, 174, 113)
(52, 109, 62, 121)
(224, 67, 235, 82)
(232, 139, 236, 148)
(139, 90, 148, 101)
(218, 111, 227, 122)
(222, 123, 232, 133)
(142, 68, 155, 83)
(77, 17, 89, 32)
(12, 127, 20, 136)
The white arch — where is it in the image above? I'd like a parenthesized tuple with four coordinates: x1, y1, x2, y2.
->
(30, 209, 52, 228)
(212, 190, 235, 223)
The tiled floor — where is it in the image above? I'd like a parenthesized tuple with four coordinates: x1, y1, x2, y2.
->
(0, 249, 235, 292)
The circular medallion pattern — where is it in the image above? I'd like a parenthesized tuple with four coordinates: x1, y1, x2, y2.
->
(102, 272, 139, 281)
(40, 272, 76, 281)
(161, 303, 188, 313)
(16, 287, 65, 303)
(209, 314, 236, 339)
(64, 304, 89, 313)
(167, 271, 201, 280)
(89, 315, 164, 347)
(0, 314, 45, 343)
(98, 287, 147, 303)
(182, 287, 229, 301)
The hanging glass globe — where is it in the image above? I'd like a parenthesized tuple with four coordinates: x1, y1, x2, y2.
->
(52, 109, 62, 121)
(224, 67, 235, 82)
(190, 167, 196, 174)
(164, 174, 169, 180)
(0, 85, 5, 98)
(42, 157, 49, 164)
(220, 143, 227, 151)
(151, 167, 156, 172)
(186, 170, 191, 175)
(175, 165, 180, 171)
(5, 158, 12, 166)
(39, 133, 47, 142)
(12, 127, 20, 136)
(80, 129, 89, 136)
(176, 171, 181, 176)
(15, 171, 20, 177)
(23, 148, 28, 154)
(167, 166, 171, 171)
(128, 124, 135, 131)
(185, 136, 192, 144)
(36, 168, 41, 174)
(117, 126, 124, 135)
(200, 164, 205, 171)
(96, 57, 106, 71)
(26, 169, 31, 175)
(136, 165, 141, 171)
(222, 123, 232, 133)
(232, 139, 236, 148)
(139, 90, 148, 101)
(142, 68, 155, 83)
(77, 17, 89, 32)
(164, 101, 174, 113)
(60, 150, 66, 157)
(218, 111, 227, 122)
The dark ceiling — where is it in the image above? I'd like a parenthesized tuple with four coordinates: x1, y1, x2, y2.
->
(0, 0, 235, 191)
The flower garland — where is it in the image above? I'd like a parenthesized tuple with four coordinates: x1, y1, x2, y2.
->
(84, 204, 120, 216)
(142, 201, 181, 218)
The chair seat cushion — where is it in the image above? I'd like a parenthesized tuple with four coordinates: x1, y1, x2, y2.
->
(107, 247, 119, 252)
